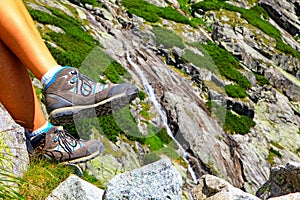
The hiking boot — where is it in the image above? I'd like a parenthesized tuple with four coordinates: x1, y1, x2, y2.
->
(29, 126, 104, 164)
(43, 67, 138, 125)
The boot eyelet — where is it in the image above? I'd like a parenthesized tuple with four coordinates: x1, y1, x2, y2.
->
(71, 71, 77, 75)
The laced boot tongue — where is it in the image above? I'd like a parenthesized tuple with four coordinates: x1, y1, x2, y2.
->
(69, 68, 108, 96)
(43, 127, 61, 150)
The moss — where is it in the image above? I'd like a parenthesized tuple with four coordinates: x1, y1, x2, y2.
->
(267, 147, 282, 165)
(270, 141, 284, 150)
(254, 73, 270, 86)
(182, 48, 218, 73)
(122, 0, 191, 25)
(138, 91, 147, 101)
(225, 84, 248, 98)
(73, 0, 98, 6)
(224, 110, 256, 134)
(152, 26, 185, 49)
(201, 42, 251, 89)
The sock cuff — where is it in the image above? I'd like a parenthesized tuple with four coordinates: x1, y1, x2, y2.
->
(41, 65, 63, 87)
(29, 122, 53, 139)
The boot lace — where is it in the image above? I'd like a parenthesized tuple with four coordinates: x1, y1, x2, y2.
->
(70, 68, 95, 97)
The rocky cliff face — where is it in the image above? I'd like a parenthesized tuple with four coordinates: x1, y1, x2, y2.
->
(18, 0, 300, 198)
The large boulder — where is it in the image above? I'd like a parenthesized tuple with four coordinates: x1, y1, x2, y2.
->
(0, 104, 29, 178)
(191, 174, 260, 200)
(46, 175, 104, 200)
(103, 158, 182, 200)
(256, 162, 300, 199)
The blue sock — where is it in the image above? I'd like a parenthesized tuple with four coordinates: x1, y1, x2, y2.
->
(28, 122, 53, 140)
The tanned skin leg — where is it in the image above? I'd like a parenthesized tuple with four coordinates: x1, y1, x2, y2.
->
(0, 0, 58, 80)
(0, 40, 47, 131)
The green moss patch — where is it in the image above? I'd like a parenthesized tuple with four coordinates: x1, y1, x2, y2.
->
(152, 26, 185, 49)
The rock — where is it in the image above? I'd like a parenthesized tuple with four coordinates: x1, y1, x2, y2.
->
(256, 162, 300, 199)
(191, 174, 260, 200)
(94, 7, 114, 21)
(259, 0, 300, 36)
(45, 25, 65, 34)
(86, 134, 141, 187)
(269, 193, 300, 200)
(264, 67, 300, 102)
(46, 175, 104, 200)
(0, 104, 29, 179)
(103, 158, 182, 200)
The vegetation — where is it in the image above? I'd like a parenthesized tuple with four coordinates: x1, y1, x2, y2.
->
(18, 158, 105, 199)
(192, 0, 300, 59)
(182, 48, 218, 73)
(19, 158, 74, 199)
(225, 84, 247, 98)
(139, 102, 152, 120)
(0, 144, 25, 200)
(104, 61, 130, 83)
(70, 0, 98, 6)
(122, 0, 190, 24)
(201, 42, 251, 89)
(267, 147, 282, 165)
(29, 8, 98, 67)
(138, 91, 147, 101)
(254, 73, 270, 86)
(206, 100, 256, 134)
(152, 26, 185, 49)
(224, 110, 256, 134)
(195, 41, 251, 98)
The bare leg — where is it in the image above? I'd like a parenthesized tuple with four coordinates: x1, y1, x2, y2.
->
(0, 40, 47, 131)
(0, 0, 58, 80)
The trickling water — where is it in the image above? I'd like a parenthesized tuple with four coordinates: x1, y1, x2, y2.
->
(126, 52, 198, 184)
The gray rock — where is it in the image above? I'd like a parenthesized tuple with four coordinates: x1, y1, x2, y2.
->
(46, 174, 104, 200)
(103, 158, 182, 200)
(269, 193, 300, 200)
(256, 162, 300, 199)
(0, 104, 29, 178)
(191, 174, 261, 200)
(259, 0, 300, 36)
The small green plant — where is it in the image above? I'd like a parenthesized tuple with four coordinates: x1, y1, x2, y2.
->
(104, 61, 129, 83)
(225, 84, 247, 98)
(182, 48, 218, 73)
(224, 110, 256, 134)
(152, 26, 185, 49)
(138, 91, 147, 101)
(254, 73, 270, 86)
(267, 147, 282, 165)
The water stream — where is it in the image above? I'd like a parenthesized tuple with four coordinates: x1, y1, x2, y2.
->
(126, 52, 198, 184)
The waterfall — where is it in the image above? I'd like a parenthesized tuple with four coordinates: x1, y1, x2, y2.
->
(126, 52, 198, 184)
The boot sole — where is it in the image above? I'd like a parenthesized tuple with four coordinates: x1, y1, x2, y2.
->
(61, 143, 104, 164)
(49, 91, 138, 126)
